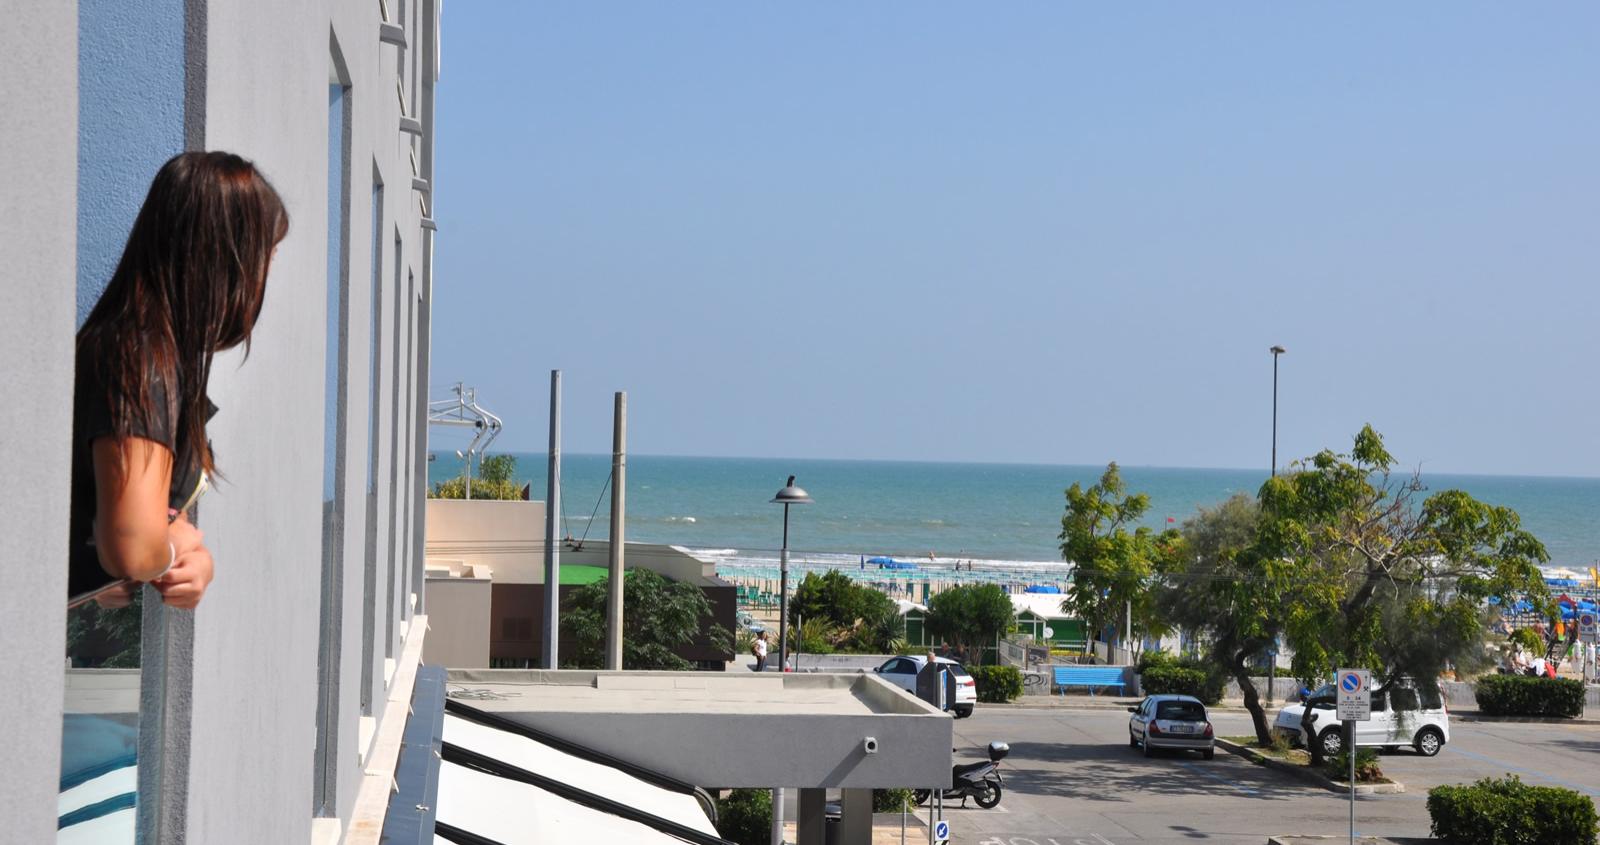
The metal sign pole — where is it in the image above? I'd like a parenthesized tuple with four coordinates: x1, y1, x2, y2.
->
(1347, 719, 1355, 845)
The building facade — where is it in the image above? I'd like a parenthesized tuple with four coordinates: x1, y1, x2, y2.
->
(1, 1, 440, 842)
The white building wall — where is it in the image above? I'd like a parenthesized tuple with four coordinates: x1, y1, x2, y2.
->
(2, 1, 439, 842)
(0, 3, 78, 842)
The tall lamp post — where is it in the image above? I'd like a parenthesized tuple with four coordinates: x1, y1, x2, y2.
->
(769, 476, 811, 845)
(771, 476, 813, 672)
(1267, 345, 1286, 705)
(1270, 346, 1286, 477)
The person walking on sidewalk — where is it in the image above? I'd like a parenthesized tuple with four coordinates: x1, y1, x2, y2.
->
(753, 632, 769, 672)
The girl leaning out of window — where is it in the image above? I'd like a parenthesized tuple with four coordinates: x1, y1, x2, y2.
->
(69, 151, 289, 610)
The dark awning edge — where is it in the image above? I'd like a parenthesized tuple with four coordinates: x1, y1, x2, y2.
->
(444, 697, 699, 796)
(381, 664, 448, 845)
(441, 742, 737, 845)
(433, 820, 509, 845)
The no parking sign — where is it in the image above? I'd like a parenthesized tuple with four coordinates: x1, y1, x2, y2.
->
(1336, 668, 1371, 721)
(1579, 612, 1597, 644)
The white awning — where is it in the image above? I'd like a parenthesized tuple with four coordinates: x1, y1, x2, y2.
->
(433, 704, 728, 844)
(57, 761, 136, 844)
(437, 760, 701, 844)
(443, 713, 717, 836)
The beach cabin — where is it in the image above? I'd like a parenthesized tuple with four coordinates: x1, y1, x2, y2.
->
(1010, 591, 1088, 652)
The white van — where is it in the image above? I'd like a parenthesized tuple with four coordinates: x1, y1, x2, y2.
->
(1274, 680, 1449, 757)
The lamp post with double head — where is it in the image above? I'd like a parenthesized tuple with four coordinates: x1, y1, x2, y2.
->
(771, 476, 813, 672)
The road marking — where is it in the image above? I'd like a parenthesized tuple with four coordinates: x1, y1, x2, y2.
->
(1445, 747, 1600, 797)
(1174, 760, 1259, 795)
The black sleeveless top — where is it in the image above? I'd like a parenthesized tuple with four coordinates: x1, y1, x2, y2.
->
(68, 371, 215, 600)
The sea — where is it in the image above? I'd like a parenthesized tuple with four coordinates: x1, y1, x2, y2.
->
(427, 453, 1600, 580)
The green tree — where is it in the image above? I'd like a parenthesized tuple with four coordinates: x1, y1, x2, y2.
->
(924, 583, 1015, 658)
(1258, 426, 1550, 694)
(1157, 493, 1282, 742)
(787, 569, 905, 653)
(1059, 463, 1178, 653)
(559, 569, 732, 670)
(430, 453, 526, 500)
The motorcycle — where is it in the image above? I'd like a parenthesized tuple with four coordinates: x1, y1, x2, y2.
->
(913, 741, 1008, 809)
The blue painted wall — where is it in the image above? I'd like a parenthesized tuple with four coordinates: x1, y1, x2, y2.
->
(77, 0, 186, 324)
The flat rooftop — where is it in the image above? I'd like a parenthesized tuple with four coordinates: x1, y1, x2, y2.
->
(444, 669, 953, 789)
(445, 669, 924, 716)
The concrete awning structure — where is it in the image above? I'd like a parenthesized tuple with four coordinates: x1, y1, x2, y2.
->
(444, 669, 953, 789)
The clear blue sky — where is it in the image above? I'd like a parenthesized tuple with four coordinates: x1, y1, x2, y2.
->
(431, 3, 1598, 477)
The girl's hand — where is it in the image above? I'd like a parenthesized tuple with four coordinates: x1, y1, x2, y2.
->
(153, 543, 214, 609)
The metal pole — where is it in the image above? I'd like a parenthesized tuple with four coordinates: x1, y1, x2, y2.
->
(779, 503, 791, 672)
(771, 788, 783, 845)
(605, 391, 627, 670)
(1268, 346, 1284, 706)
(542, 370, 562, 669)
(1271, 351, 1280, 477)
(1347, 719, 1355, 845)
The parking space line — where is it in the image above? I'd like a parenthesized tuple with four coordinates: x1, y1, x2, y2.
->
(1445, 747, 1600, 797)
(1174, 760, 1259, 796)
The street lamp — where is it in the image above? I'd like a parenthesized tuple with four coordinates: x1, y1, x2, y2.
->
(1270, 345, 1286, 477)
(771, 476, 813, 673)
(1267, 345, 1286, 705)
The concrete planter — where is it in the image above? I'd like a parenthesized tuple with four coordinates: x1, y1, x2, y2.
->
(1215, 738, 1405, 795)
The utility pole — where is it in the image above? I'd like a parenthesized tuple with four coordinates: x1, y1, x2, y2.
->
(605, 391, 627, 671)
(542, 370, 561, 670)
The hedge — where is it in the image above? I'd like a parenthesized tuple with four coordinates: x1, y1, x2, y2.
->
(970, 665, 1024, 703)
(873, 788, 916, 813)
(715, 789, 772, 845)
(1139, 665, 1224, 705)
(1474, 675, 1586, 718)
(1428, 776, 1598, 845)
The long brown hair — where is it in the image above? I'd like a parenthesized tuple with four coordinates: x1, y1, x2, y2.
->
(77, 151, 290, 477)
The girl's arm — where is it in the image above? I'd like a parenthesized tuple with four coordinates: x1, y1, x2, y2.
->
(91, 435, 202, 582)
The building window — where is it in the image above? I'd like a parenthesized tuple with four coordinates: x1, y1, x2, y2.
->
(313, 61, 353, 815)
(361, 174, 385, 716)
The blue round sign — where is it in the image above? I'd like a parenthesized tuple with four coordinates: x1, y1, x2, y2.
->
(1340, 673, 1361, 692)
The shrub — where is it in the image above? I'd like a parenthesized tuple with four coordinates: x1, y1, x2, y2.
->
(1136, 649, 1180, 674)
(1323, 747, 1384, 783)
(969, 665, 1025, 703)
(873, 788, 916, 813)
(716, 788, 773, 845)
(1474, 675, 1585, 718)
(1428, 776, 1598, 845)
(1140, 665, 1224, 705)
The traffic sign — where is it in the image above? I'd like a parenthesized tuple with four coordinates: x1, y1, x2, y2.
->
(933, 819, 951, 843)
(1579, 612, 1597, 644)
(1336, 668, 1371, 721)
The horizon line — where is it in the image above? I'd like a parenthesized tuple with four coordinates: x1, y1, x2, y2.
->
(425, 449, 1600, 483)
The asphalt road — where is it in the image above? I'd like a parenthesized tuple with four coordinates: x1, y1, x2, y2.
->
(930, 706, 1600, 845)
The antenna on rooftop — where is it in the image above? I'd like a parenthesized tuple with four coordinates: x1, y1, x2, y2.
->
(427, 382, 503, 498)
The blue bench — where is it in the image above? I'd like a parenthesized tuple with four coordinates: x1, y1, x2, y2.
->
(1054, 666, 1126, 697)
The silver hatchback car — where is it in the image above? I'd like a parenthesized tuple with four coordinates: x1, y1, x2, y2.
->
(1129, 694, 1215, 759)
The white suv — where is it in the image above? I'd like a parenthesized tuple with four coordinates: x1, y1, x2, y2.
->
(873, 656, 978, 718)
(1274, 680, 1449, 757)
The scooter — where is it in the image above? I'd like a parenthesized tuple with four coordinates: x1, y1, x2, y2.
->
(914, 741, 1008, 809)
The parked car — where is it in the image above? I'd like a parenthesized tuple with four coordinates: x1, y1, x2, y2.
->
(872, 655, 978, 718)
(1273, 680, 1449, 757)
(736, 611, 765, 635)
(1128, 694, 1215, 759)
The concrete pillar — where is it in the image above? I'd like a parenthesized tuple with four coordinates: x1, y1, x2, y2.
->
(797, 788, 827, 845)
(839, 788, 873, 845)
